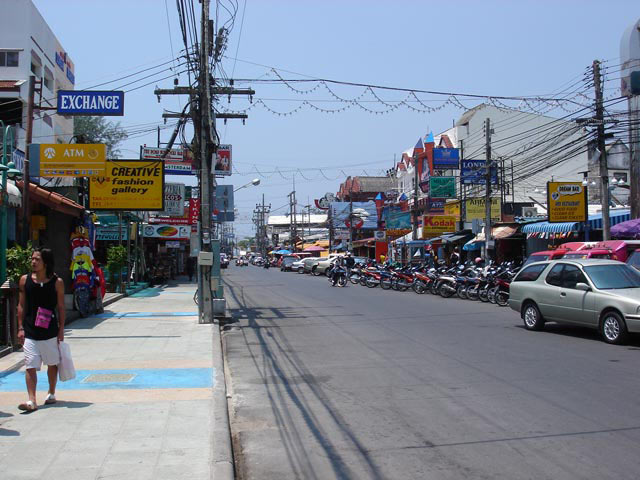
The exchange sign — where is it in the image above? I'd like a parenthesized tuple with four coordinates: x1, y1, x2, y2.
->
(89, 160, 164, 210)
(432, 148, 460, 169)
(460, 160, 498, 185)
(36, 143, 106, 177)
(547, 182, 587, 222)
(57, 90, 124, 116)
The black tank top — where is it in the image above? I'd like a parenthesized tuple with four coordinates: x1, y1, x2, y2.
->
(24, 274, 59, 341)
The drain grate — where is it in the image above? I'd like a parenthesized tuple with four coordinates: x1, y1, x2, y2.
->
(82, 373, 136, 383)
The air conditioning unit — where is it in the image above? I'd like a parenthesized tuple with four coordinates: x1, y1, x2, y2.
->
(522, 207, 538, 218)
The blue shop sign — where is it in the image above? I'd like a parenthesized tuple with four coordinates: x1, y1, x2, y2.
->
(432, 148, 460, 169)
(461, 159, 498, 185)
(57, 90, 124, 116)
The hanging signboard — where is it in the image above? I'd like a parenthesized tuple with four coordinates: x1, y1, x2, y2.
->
(429, 177, 456, 198)
(547, 182, 587, 222)
(35, 143, 106, 177)
(142, 224, 191, 239)
(160, 183, 185, 217)
(189, 198, 200, 224)
(427, 198, 446, 214)
(89, 160, 164, 210)
(385, 207, 412, 236)
(213, 185, 234, 222)
(465, 197, 501, 222)
(422, 215, 458, 238)
(460, 160, 498, 185)
(214, 144, 232, 176)
(444, 201, 461, 217)
(334, 229, 349, 240)
(432, 148, 460, 169)
(96, 225, 128, 241)
(57, 90, 124, 116)
(140, 146, 195, 175)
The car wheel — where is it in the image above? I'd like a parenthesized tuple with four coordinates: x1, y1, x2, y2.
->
(298, 267, 304, 274)
(312, 266, 320, 276)
(600, 311, 628, 345)
(522, 302, 544, 331)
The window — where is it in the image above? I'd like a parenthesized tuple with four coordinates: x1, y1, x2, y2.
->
(613, 172, 627, 183)
(584, 264, 640, 289)
(44, 66, 53, 91)
(561, 265, 588, 289)
(545, 264, 564, 286)
(0, 51, 19, 67)
(30, 51, 41, 77)
(514, 263, 547, 282)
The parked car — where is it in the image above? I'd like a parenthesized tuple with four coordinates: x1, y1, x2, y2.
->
(521, 249, 570, 267)
(291, 259, 305, 272)
(301, 257, 319, 274)
(280, 256, 298, 271)
(312, 254, 344, 276)
(509, 259, 640, 344)
(220, 253, 229, 269)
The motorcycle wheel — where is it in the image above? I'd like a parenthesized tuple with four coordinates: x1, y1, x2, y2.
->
(430, 281, 439, 295)
(413, 280, 426, 294)
(478, 288, 490, 303)
(457, 285, 468, 299)
(349, 274, 360, 285)
(467, 287, 479, 301)
(360, 276, 368, 286)
(390, 278, 399, 290)
(338, 275, 347, 287)
(496, 291, 509, 307)
(397, 280, 409, 292)
(366, 276, 378, 288)
(74, 288, 91, 318)
(439, 283, 455, 298)
(380, 277, 392, 290)
(487, 287, 498, 304)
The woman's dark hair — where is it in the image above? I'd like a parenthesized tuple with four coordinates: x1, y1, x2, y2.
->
(34, 247, 55, 277)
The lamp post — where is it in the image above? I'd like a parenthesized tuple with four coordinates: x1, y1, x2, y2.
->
(1, 121, 23, 284)
(233, 178, 260, 193)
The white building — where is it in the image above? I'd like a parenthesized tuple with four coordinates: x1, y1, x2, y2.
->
(0, 0, 75, 160)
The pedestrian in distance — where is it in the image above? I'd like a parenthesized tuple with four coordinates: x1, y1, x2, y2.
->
(345, 252, 355, 272)
(17, 247, 66, 412)
(449, 247, 460, 265)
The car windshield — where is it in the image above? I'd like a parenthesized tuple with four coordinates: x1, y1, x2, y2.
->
(283, 258, 295, 265)
(584, 264, 640, 289)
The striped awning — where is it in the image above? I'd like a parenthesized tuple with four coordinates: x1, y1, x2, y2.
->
(521, 221, 580, 234)
(521, 209, 631, 234)
(588, 210, 630, 230)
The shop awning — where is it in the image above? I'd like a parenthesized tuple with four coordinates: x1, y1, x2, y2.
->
(16, 181, 83, 217)
(352, 237, 375, 247)
(471, 225, 519, 242)
(521, 209, 631, 234)
(0, 180, 21, 207)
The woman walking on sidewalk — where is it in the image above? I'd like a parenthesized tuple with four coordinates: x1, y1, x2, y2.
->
(16, 247, 66, 412)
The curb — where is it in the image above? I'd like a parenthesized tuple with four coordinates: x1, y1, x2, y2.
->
(211, 320, 235, 480)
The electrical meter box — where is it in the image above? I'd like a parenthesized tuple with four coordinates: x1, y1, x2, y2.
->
(198, 251, 214, 266)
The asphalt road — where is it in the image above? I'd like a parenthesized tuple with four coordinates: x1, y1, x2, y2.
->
(222, 264, 640, 480)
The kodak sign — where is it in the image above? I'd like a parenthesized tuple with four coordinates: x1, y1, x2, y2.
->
(422, 215, 457, 238)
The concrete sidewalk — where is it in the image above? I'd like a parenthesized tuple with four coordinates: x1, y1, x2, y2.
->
(0, 279, 232, 480)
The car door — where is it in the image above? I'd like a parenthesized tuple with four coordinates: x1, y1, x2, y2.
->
(540, 264, 564, 321)
(559, 264, 596, 324)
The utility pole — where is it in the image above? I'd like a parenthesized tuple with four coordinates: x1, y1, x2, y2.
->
(349, 183, 353, 251)
(412, 154, 419, 240)
(593, 60, 611, 240)
(22, 75, 35, 246)
(484, 118, 493, 262)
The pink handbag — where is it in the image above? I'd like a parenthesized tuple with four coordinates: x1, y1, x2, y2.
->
(35, 307, 53, 329)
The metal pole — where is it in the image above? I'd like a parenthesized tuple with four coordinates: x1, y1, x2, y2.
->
(22, 76, 35, 247)
(0, 122, 13, 284)
(412, 155, 418, 240)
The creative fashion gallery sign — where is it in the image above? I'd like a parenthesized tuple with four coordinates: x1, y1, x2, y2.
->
(89, 160, 164, 210)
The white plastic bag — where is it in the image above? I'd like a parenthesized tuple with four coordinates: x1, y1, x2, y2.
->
(58, 341, 76, 382)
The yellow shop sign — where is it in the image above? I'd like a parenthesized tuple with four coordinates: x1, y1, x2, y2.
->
(39, 143, 106, 177)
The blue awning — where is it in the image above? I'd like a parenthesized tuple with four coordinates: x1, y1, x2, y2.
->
(521, 209, 631, 234)
(588, 209, 630, 230)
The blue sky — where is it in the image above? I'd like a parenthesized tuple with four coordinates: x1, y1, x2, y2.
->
(32, 0, 640, 238)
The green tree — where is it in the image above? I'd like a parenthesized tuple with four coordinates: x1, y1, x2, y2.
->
(6, 243, 33, 284)
(106, 245, 127, 291)
(74, 116, 128, 158)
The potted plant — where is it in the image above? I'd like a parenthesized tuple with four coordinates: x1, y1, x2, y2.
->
(106, 245, 127, 293)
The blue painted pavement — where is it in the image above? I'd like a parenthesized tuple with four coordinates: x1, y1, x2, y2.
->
(0, 368, 213, 392)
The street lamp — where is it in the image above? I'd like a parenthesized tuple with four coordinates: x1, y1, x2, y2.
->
(234, 178, 260, 193)
(1, 121, 23, 284)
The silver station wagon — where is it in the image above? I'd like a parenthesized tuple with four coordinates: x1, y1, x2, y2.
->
(509, 259, 640, 344)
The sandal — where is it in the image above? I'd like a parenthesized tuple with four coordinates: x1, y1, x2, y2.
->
(44, 393, 57, 405)
(18, 401, 38, 412)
